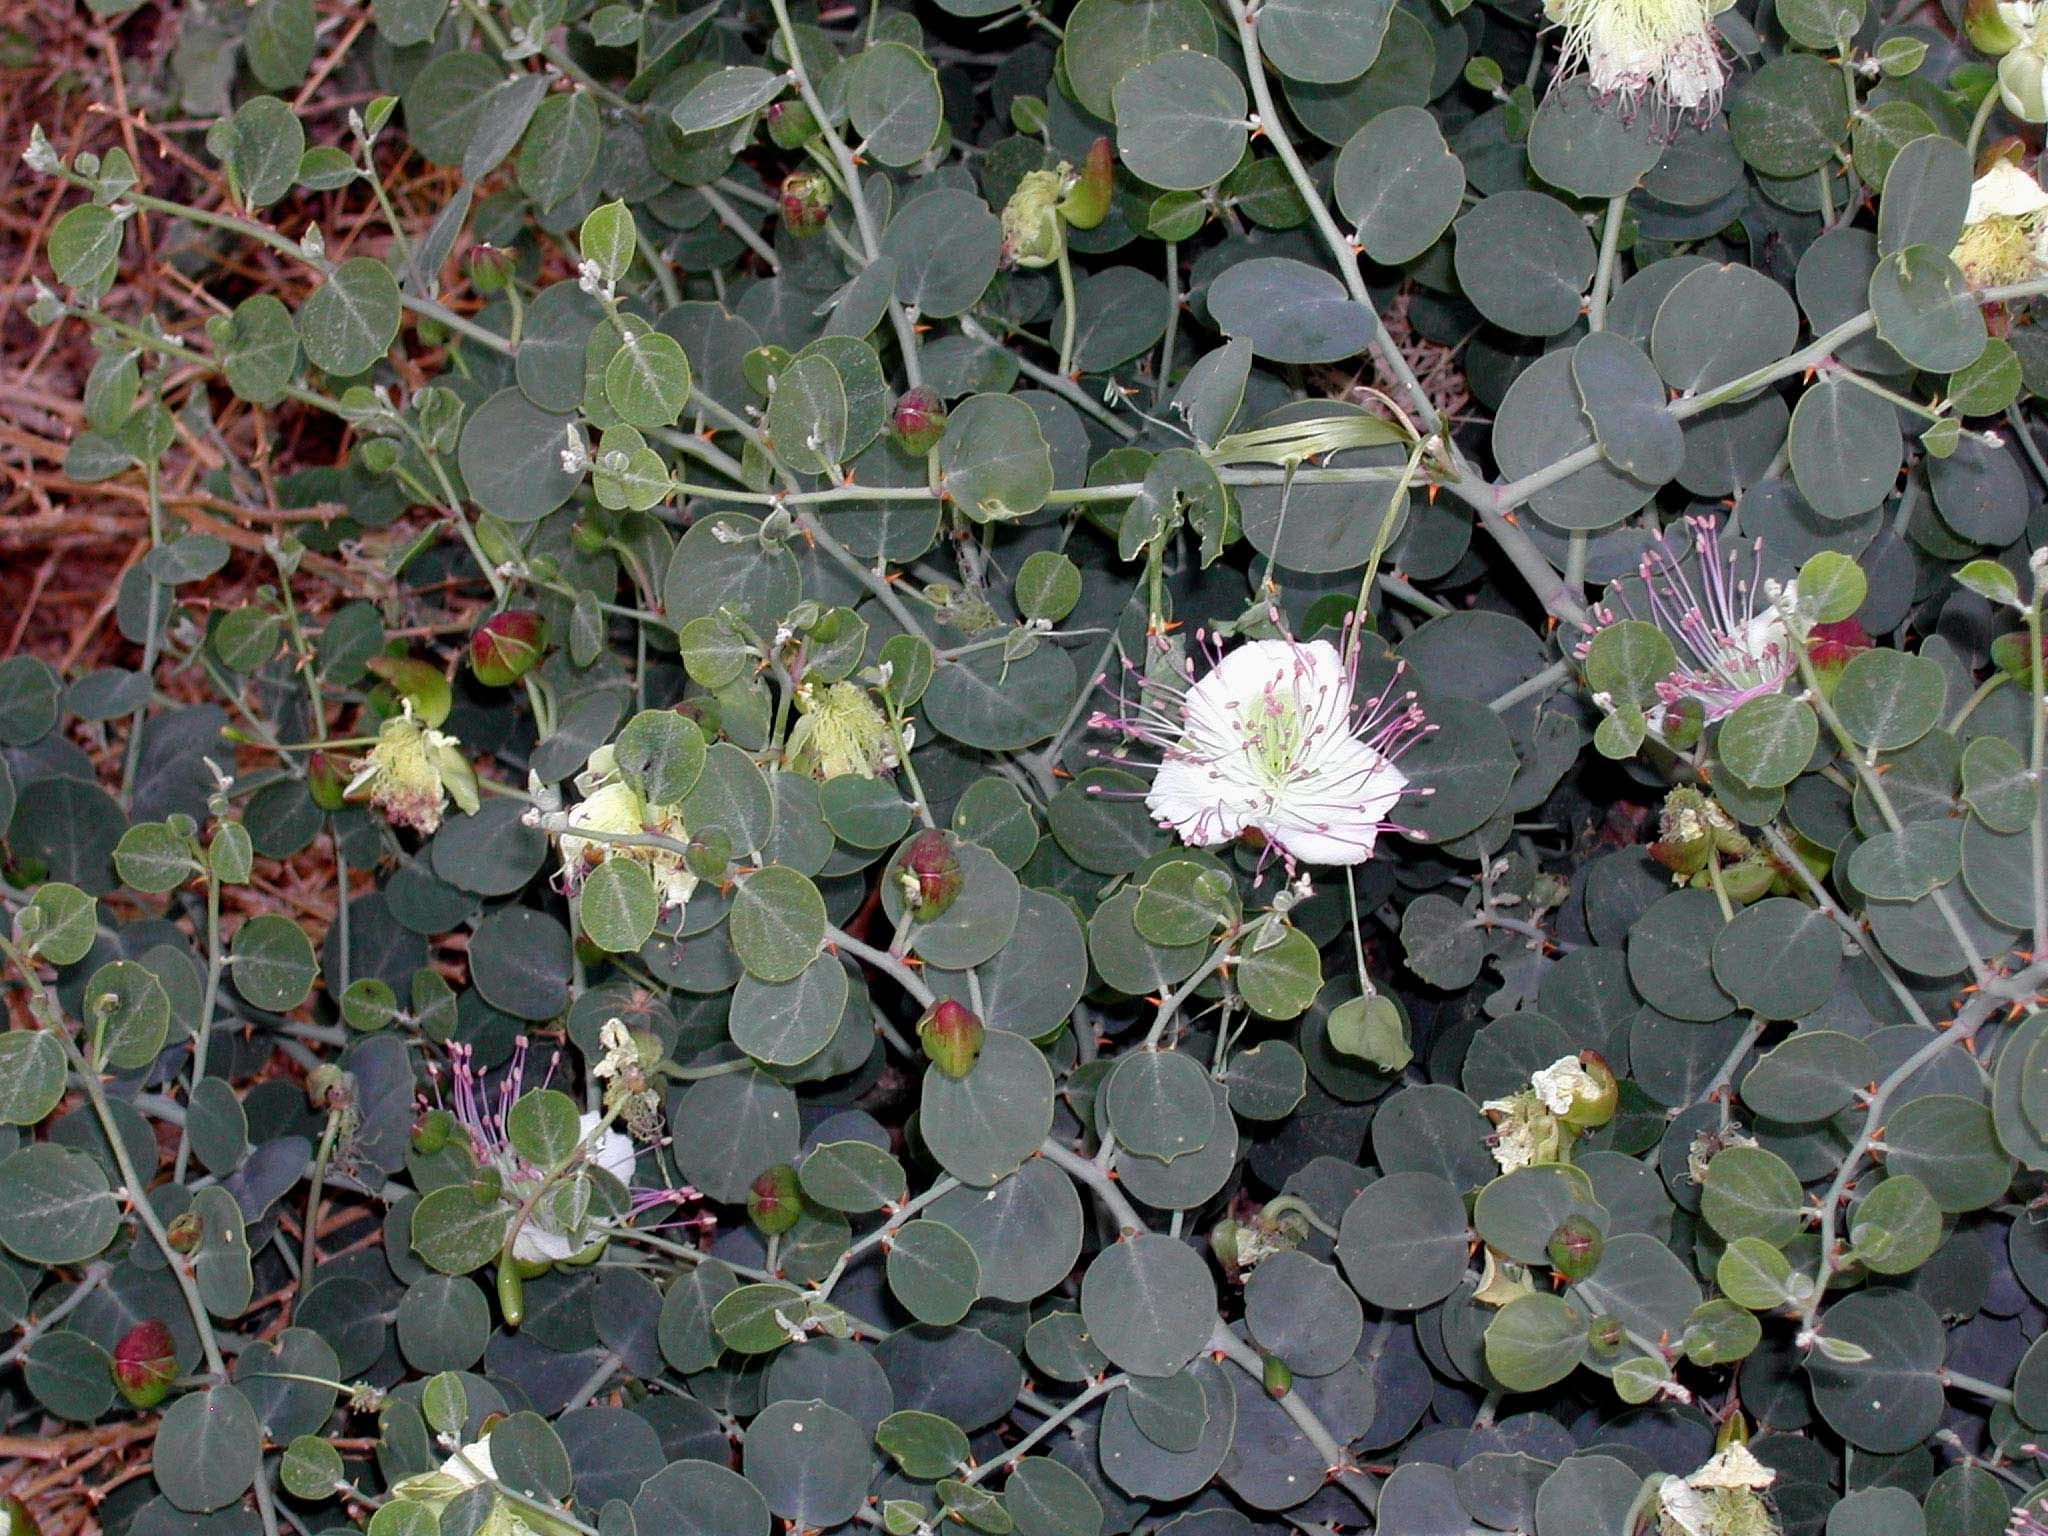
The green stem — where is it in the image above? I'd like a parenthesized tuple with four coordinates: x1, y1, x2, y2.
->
(173, 871, 224, 1183)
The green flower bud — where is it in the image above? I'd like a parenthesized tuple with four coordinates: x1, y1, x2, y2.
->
(1262, 1354, 1292, 1399)
(765, 100, 821, 149)
(306, 750, 348, 813)
(1059, 138, 1114, 231)
(1968, 0, 2023, 54)
(465, 243, 518, 292)
(412, 1108, 455, 1156)
(749, 1164, 803, 1235)
(111, 1319, 178, 1409)
(165, 1211, 203, 1254)
(1547, 1215, 1604, 1282)
(1586, 1312, 1626, 1357)
(365, 655, 453, 728)
(1211, 1218, 1243, 1274)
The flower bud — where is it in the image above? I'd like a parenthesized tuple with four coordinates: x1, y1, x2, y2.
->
(1210, 1218, 1242, 1275)
(1547, 1215, 1604, 1282)
(1586, 1312, 1626, 1357)
(1262, 1354, 1292, 1399)
(889, 387, 948, 457)
(918, 998, 985, 1079)
(165, 1212, 202, 1254)
(111, 1320, 178, 1408)
(365, 655, 453, 727)
(1805, 618, 1870, 697)
(471, 610, 549, 687)
(779, 172, 833, 238)
(307, 1064, 353, 1111)
(1716, 855, 1776, 905)
(897, 829, 962, 919)
(1992, 629, 2048, 680)
(466, 243, 518, 293)
(1558, 1052, 1618, 1130)
(412, 1107, 455, 1156)
(749, 1164, 803, 1235)
(306, 751, 348, 813)
(765, 100, 820, 149)
(1059, 138, 1114, 231)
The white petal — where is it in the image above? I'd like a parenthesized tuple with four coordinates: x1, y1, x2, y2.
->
(578, 1112, 638, 1184)
(511, 1223, 576, 1263)
(1968, 160, 2048, 223)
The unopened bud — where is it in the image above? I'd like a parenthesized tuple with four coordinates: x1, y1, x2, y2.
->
(1547, 1215, 1604, 1282)
(749, 1164, 803, 1235)
(1586, 1312, 1626, 1357)
(1262, 1354, 1292, 1399)
(897, 829, 962, 919)
(466, 244, 518, 293)
(365, 655, 453, 727)
(165, 1212, 203, 1254)
(412, 1107, 455, 1156)
(918, 998, 985, 1079)
(470, 610, 549, 687)
(889, 387, 947, 457)
(765, 100, 820, 149)
(1060, 138, 1113, 231)
(779, 172, 833, 238)
(306, 751, 348, 813)
(111, 1320, 178, 1408)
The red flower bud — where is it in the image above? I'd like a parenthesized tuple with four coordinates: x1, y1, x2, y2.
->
(111, 1320, 178, 1409)
(470, 610, 549, 687)
(779, 172, 833, 238)
(1806, 619, 1871, 676)
(897, 829, 962, 919)
(918, 998, 985, 1079)
(749, 1164, 803, 1235)
(889, 387, 948, 457)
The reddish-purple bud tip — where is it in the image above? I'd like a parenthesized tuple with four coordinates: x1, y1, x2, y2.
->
(889, 387, 947, 457)
(470, 610, 549, 688)
(918, 998, 985, 1079)
(112, 1320, 178, 1408)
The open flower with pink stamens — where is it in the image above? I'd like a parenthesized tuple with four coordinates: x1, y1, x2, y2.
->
(425, 1038, 712, 1265)
(1088, 628, 1430, 870)
(1587, 516, 1801, 728)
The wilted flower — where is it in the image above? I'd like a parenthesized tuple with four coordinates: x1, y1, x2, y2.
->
(1544, 0, 1726, 122)
(1954, 160, 2048, 286)
(1481, 1085, 1572, 1173)
(558, 746, 697, 909)
(592, 1017, 663, 1141)
(425, 1039, 711, 1265)
(1090, 631, 1428, 871)
(346, 704, 479, 835)
(1587, 517, 1800, 728)
(1655, 1443, 1780, 1536)
(1531, 1052, 1617, 1127)
(785, 680, 897, 781)
(1000, 169, 1065, 268)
